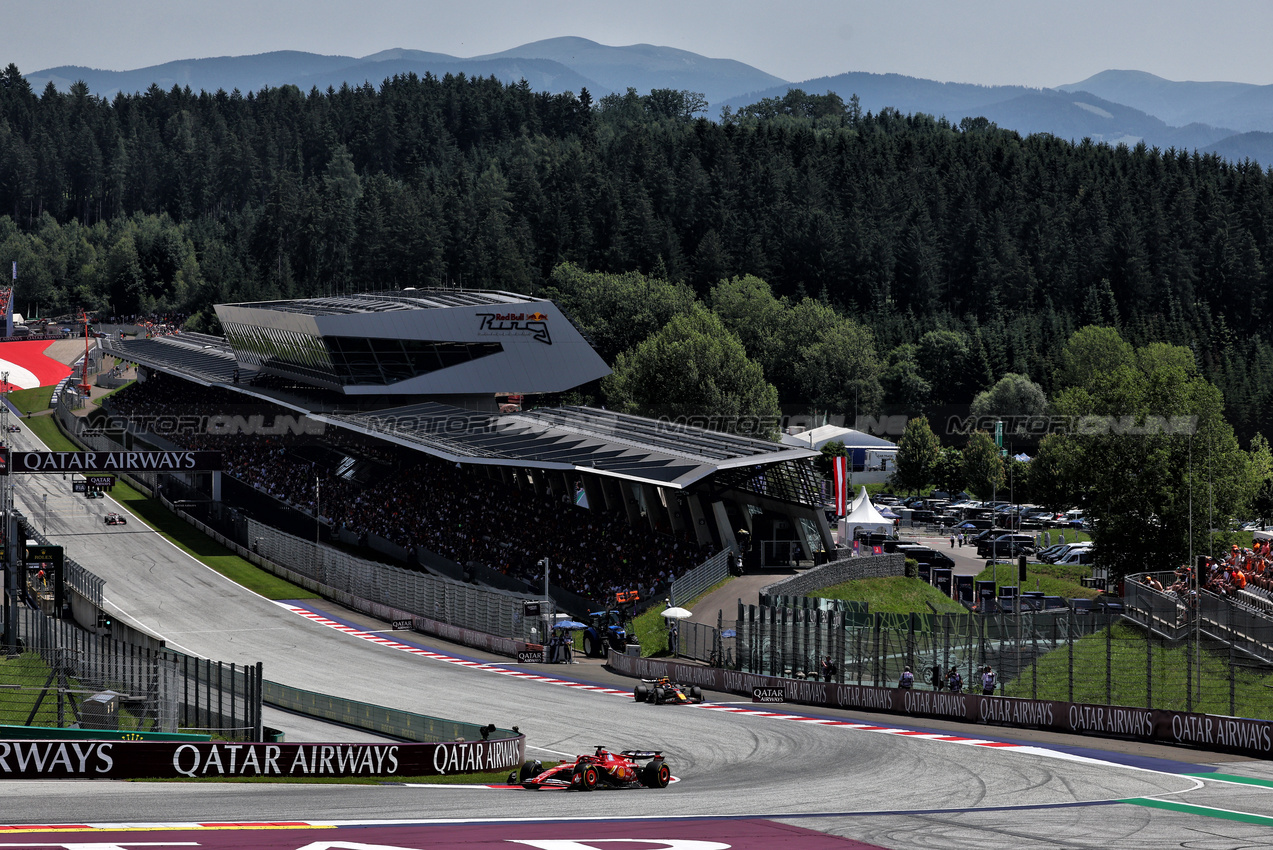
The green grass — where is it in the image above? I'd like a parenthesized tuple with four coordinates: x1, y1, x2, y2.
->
(1003, 621, 1273, 719)
(0, 652, 159, 731)
(812, 575, 967, 614)
(25, 413, 78, 450)
(972, 561, 1099, 600)
(632, 575, 734, 657)
(6, 386, 54, 415)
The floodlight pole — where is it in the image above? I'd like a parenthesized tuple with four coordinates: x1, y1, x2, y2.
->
(314, 474, 320, 545)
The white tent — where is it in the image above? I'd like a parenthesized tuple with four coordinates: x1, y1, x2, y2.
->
(850, 485, 870, 513)
(842, 494, 892, 541)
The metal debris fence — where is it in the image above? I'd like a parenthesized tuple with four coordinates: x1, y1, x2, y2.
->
(669, 551, 730, 608)
(733, 600, 1273, 717)
(10, 607, 262, 738)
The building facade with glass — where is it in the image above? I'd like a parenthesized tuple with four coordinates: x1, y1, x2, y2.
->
(214, 290, 610, 395)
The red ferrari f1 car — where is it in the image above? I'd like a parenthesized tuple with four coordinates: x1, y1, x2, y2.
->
(634, 676, 703, 705)
(512, 746, 671, 791)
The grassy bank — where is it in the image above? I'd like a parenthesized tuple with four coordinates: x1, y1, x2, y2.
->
(812, 575, 966, 614)
(971, 561, 1098, 600)
(631, 575, 734, 656)
(1004, 621, 1273, 719)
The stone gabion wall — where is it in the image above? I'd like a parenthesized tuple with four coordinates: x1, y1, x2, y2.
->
(760, 553, 906, 597)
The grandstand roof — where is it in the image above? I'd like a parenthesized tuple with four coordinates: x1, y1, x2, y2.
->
(104, 335, 816, 489)
(223, 289, 534, 316)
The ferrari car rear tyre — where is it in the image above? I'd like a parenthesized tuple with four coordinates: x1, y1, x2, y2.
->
(634, 684, 648, 702)
(576, 764, 599, 791)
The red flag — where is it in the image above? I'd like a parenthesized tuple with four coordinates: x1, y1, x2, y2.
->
(833, 455, 848, 516)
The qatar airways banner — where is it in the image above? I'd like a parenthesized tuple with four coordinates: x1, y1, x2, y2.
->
(3, 450, 223, 474)
(608, 652, 1273, 759)
(0, 735, 524, 779)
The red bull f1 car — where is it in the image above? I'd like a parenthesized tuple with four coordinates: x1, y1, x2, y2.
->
(512, 746, 671, 791)
(634, 676, 703, 705)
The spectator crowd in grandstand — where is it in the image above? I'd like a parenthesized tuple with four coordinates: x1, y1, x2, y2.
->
(1143, 541, 1273, 608)
(105, 374, 711, 603)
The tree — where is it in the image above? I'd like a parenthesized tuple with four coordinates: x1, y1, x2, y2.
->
(893, 416, 940, 494)
(970, 373, 1046, 420)
(931, 447, 966, 496)
(1046, 335, 1256, 581)
(794, 318, 883, 421)
(962, 431, 1005, 500)
(881, 343, 932, 414)
(915, 330, 973, 405)
(818, 439, 847, 478)
(1054, 325, 1135, 392)
(601, 306, 780, 436)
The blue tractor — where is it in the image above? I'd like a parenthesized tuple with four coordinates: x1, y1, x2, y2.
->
(581, 591, 639, 657)
(582, 609, 629, 658)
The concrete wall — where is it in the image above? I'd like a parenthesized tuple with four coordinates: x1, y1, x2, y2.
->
(761, 553, 905, 597)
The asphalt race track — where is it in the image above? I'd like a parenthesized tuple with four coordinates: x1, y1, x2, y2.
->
(2, 419, 1273, 849)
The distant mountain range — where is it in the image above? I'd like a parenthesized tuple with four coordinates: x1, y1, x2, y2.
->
(26, 38, 1273, 167)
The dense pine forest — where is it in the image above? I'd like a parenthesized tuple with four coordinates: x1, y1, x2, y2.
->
(2, 65, 1272, 441)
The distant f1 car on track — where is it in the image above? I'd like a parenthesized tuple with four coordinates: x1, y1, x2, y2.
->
(104, 512, 127, 525)
(634, 676, 703, 705)
(512, 746, 671, 791)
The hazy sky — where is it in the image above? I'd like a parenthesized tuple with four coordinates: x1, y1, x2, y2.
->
(8, 0, 1273, 88)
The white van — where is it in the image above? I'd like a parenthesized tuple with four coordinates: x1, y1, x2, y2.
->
(1056, 548, 1094, 566)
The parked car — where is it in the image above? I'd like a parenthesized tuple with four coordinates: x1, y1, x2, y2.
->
(1044, 542, 1093, 564)
(896, 545, 956, 570)
(976, 533, 1036, 558)
(1056, 548, 1095, 566)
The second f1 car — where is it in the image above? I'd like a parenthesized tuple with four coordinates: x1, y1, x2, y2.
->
(104, 512, 127, 525)
(634, 676, 703, 705)
(512, 746, 671, 791)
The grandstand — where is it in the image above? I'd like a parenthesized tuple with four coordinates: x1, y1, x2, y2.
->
(100, 290, 831, 600)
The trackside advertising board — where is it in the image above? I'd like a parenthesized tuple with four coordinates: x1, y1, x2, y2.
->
(2, 451, 223, 473)
(608, 652, 1273, 759)
(0, 735, 524, 779)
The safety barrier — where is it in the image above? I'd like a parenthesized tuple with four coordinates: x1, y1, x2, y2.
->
(605, 650, 1273, 760)
(262, 680, 518, 743)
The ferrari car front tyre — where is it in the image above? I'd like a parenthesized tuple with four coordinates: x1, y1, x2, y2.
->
(642, 761, 671, 788)
(576, 765, 599, 791)
(519, 759, 543, 783)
